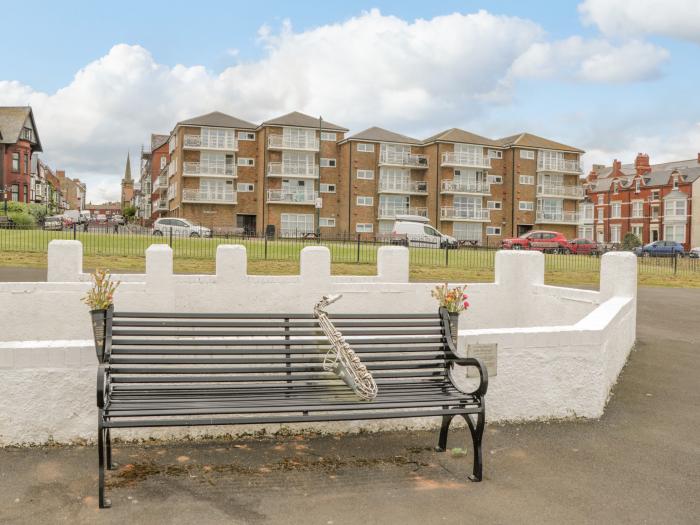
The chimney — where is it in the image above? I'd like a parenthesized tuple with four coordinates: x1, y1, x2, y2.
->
(635, 153, 651, 175)
(612, 159, 622, 175)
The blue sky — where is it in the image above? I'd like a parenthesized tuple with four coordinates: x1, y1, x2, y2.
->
(1, 0, 699, 201)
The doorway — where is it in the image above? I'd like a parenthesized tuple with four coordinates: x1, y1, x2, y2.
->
(517, 224, 533, 236)
(237, 214, 257, 236)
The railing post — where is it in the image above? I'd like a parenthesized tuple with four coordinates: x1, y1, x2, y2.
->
(445, 243, 449, 266)
(674, 254, 678, 275)
(356, 233, 361, 263)
(264, 234, 268, 260)
(168, 228, 173, 248)
(72, 222, 77, 240)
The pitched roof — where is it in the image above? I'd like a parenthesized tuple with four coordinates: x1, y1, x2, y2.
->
(343, 126, 421, 145)
(261, 111, 348, 131)
(591, 157, 700, 190)
(150, 134, 169, 151)
(422, 128, 500, 147)
(178, 111, 257, 130)
(495, 132, 584, 153)
(0, 106, 42, 151)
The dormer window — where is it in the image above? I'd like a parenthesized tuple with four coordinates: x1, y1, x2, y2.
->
(20, 127, 33, 142)
(672, 177, 679, 189)
(613, 181, 619, 194)
(635, 179, 640, 193)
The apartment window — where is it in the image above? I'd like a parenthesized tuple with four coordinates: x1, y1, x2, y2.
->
(597, 194, 604, 205)
(487, 175, 503, 184)
(631, 224, 643, 240)
(11, 153, 19, 172)
(453, 223, 482, 243)
(611, 202, 621, 218)
(613, 182, 619, 194)
(519, 175, 534, 185)
(486, 226, 501, 236)
(487, 149, 502, 159)
(487, 201, 502, 210)
(320, 132, 336, 141)
(356, 223, 373, 233)
(519, 201, 534, 211)
(237, 183, 254, 192)
(237, 157, 255, 166)
(651, 190, 660, 201)
(665, 199, 687, 217)
(24, 153, 29, 174)
(672, 178, 679, 189)
(519, 150, 535, 160)
(357, 196, 374, 206)
(21, 127, 33, 141)
(610, 225, 621, 244)
(281, 213, 314, 236)
(319, 217, 336, 227)
(357, 143, 374, 153)
(11, 184, 19, 201)
(664, 224, 685, 243)
(635, 179, 641, 193)
(581, 204, 594, 221)
(237, 131, 255, 141)
(356, 169, 374, 180)
(320, 184, 336, 193)
(579, 226, 594, 240)
(631, 201, 643, 218)
(320, 158, 337, 168)
(160, 156, 166, 170)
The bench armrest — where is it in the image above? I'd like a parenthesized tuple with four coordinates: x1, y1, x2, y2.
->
(449, 357, 488, 397)
(97, 364, 109, 408)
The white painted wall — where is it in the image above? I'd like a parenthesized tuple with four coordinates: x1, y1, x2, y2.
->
(0, 242, 637, 445)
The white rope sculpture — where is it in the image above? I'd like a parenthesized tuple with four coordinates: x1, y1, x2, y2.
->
(313, 294, 378, 401)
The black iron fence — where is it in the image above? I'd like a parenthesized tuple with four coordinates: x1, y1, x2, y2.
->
(0, 224, 698, 279)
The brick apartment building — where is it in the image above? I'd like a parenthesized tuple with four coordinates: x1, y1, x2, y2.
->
(85, 201, 121, 219)
(0, 107, 43, 205)
(581, 153, 700, 249)
(147, 110, 586, 242)
(136, 134, 170, 222)
(56, 170, 86, 211)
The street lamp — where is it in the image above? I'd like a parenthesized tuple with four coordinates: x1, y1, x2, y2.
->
(1, 185, 10, 215)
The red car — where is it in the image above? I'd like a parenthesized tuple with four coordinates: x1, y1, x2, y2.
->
(567, 238, 600, 255)
(501, 230, 571, 253)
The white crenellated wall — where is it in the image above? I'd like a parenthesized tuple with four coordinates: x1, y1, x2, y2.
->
(0, 242, 638, 445)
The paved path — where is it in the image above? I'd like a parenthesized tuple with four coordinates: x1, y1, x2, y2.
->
(0, 288, 698, 524)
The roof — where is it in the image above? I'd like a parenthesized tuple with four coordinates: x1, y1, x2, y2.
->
(496, 132, 584, 153)
(422, 128, 500, 147)
(590, 157, 700, 191)
(663, 189, 689, 200)
(150, 134, 169, 151)
(178, 111, 257, 130)
(261, 111, 348, 131)
(343, 126, 421, 145)
(0, 106, 42, 152)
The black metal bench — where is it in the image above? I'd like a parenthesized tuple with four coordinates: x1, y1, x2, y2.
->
(95, 307, 488, 508)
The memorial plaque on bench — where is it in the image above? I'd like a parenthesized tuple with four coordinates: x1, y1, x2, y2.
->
(466, 343, 497, 377)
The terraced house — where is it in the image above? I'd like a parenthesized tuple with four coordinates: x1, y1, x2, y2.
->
(148, 110, 585, 243)
(0, 107, 43, 205)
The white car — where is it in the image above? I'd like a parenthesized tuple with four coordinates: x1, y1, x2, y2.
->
(391, 215, 457, 248)
(152, 218, 212, 238)
(689, 247, 700, 259)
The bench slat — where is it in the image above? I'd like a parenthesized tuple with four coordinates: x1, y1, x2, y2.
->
(110, 370, 446, 383)
(111, 328, 443, 337)
(110, 345, 446, 355)
(114, 312, 438, 320)
(109, 353, 448, 365)
(109, 362, 447, 375)
(111, 336, 445, 346)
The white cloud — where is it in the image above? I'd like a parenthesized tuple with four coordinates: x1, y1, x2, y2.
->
(0, 8, 676, 202)
(579, 0, 700, 43)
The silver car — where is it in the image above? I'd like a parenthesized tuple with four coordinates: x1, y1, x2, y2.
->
(152, 218, 212, 237)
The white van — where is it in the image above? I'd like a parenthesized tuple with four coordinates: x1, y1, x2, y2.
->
(391, 215, 457, 248)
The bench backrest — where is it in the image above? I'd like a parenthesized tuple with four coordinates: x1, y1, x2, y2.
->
(107, 312, 456, 391)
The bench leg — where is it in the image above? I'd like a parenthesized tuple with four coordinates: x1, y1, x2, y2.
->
(97, 415, 111, 509)
(463, 410, 485, 482)
(434, 414, 455, 452)
(106, 428, 116, 470)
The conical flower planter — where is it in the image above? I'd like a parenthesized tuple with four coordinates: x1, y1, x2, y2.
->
(448, 311, 459, 347)
(90, 304, 113, 363)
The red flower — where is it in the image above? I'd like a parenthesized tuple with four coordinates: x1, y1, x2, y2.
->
(463, 301, 470, 309)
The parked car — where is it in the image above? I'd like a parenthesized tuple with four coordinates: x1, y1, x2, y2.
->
(391, 215, 457, 248)
(689, 247, 700, 259)
(112, 214, 126, 225)
(567, 238, 601, 255)
(43, 216, 64, 231)
(633, 241, 685, 257)
(95, 214, 107, 223)
(501, 230, 571, 253)
(152, 217, 212, 237)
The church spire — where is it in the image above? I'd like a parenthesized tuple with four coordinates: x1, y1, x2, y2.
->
(123, 152, 132, 182)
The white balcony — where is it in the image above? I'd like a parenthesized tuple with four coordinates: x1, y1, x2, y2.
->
(153, 175, 168, 191)
(154, 199, 168, 211)
(378, 180, 428, 194)
(267, 135, 319, 151)
(183, 134, 237, 152)
(183, 161, 237, 178)
(441, 180, 491, 195)
(537, 158, 581, 174)
(167, 161, 176, 177)
(266, 189, 318, 204)
(536, 210, 579, 224)
(379, 151, 429, 169)
(378, 206, 428, 220)
(267, 162, 319, 179)
(536, 184, 585, 199)
(440, 207, 490, 222)
(441, 152, 491, 169)
(181, 189, 237, 205)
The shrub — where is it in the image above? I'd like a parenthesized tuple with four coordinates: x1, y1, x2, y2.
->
(8, 211, 36, 228)
(28, 203, 49, 223)
(622, 233, 642, 251)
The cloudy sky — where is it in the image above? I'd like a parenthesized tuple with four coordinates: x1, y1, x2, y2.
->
(1, 0, 699, 202)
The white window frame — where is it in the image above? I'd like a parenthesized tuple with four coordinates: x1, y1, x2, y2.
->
(650, 190, 660, 201)
(664, 223, 685, 243)
(356, 169, 374, 180)
(237, 157, 255, 167)
(631, 200, 643, 218)
(487, 175, 503, 184)
(319, 217, 336, 227)
(487, 201, 502, 210)
(320, 183, 336, 193)
(610, 224, 622, 244)
(237, 131, 255, 141)
(635, 179, 641, 193)
(159, 156, 166, 170)
(357, 143, 375, 153)
(519, 175, 534, 185)
(320, 158, 336, 168)
(237, 183, 254, 192)
(664, 199, 687, 218)
(519, 201, 534, 211)
(356, 196, 373, 206)
(320, 132, 336, 142)
(519, 150, 535, 160)
(356, 223, 373, 233)
(486, 226, 501, 236)
(598, 194, 604, 205)
(611, 202, 622, 219)
(487, 149, 502, 159)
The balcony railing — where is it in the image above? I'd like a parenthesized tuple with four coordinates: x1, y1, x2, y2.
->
(379, 151, 429, 168)
(183, 161, 237, 178)
(181, 189, 237, 204)
(536, 210, 579, 224)
(167, 160, 177, 177)
(153, 175, 168, 190)
(536, 184, 584, 198)
(441, 152, 491, 169)
(266, 189, 318, 204)
(537, 158, 581, 173)
(267, 135, 319, 151)
(440, 207, 490, 221)
(378, 206, 428, 220)
(377, 180, 428, 194)
(183, 134, 237, 151)
(267, 162, 319, 178)
(441, 180, 490, 195)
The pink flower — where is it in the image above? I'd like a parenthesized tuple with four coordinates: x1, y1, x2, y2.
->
(463, 301, 470, 309)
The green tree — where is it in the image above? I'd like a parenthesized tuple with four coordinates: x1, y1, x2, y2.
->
(622, 232, 642, 251)
(122, 205, 137, 222)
